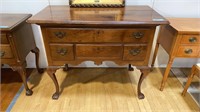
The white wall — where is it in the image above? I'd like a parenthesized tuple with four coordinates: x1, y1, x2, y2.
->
(1, 0, 200, 68)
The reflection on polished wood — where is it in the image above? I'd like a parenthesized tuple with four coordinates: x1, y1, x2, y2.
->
(28, 6, 168, 99)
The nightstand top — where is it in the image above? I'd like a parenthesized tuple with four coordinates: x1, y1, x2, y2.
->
(167, 18, 200, 33)
(0, 14, 32, 31)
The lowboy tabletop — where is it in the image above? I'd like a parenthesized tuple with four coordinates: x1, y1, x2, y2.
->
(27, 5, 169, 26)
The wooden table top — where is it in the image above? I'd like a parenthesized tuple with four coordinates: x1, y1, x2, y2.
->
(167, 18, 200, 33)
(27, 5, 169, 26)
(0, 14, 31, 31)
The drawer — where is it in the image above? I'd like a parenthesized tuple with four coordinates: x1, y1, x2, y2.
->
(180, 35, 200, 44)
(176, 46, 199, 57)
(122, 29, 151, 43)
(0, 45, 14, 59)
(123, 45, 147, 61)
(49, 44, 74, 61)
(47, 28, 95, 42)
(46, 28, 150, 43)
(1, 34, 9, 44)
(76, 44, 123, 59)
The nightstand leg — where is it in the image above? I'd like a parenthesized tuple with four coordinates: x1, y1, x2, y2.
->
(160, 58, 174, 91)
(137, 69, 149, 99)
(47, 67, 59, 100)
(31, 47, 44, 73)
(13, 66, 33, 96)
(128, 64, 134, 71)
(182, 66, 196, 96)
(151, 43, 159, 71)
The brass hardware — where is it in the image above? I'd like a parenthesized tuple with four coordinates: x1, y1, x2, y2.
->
(0, 51, 5, 57)
(57, 48, 68, 56)
(132, 32, 144, 39)
(54, 32, 66, 39)
(184, 49, 193, 54)
(129, 49, 141, 56)
(189, 37, 197, 43)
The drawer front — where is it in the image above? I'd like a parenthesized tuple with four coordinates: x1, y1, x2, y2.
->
(123, 45, 147, 61)
(49, 44, 74, 61)
(123, 29, 151, 43)
(46, 28, 150, 43)
(1, 34, 9, 44)
(76, 44, 123, 59)
(47, 28, 95, 42)
(181, 35, 200, 44)
(176, 46, 199, 57)
(0, 45, 14, 59)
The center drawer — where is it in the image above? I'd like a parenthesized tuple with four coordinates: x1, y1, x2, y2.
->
(76, 44, 123, 59)
(0, 45, 14, 59)
(1, 33, 9, 44)
(46, 28, 150, 43)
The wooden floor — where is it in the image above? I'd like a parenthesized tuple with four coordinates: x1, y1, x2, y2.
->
(4, 68, 198, 112)
(0, 68, 33, 111)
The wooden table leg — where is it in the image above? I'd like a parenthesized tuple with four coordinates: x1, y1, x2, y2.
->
(151, 43, 160, 71)
(31, 47, 44, 73)
(137, 68, 149, 99)
(47, 67, 60, 100)
(63, 64, 69, 71)
(160, 58, 174, 91)
(182, 65, 196, 96)
(128, 64, 134, 71)
(12, 66, 33, 96)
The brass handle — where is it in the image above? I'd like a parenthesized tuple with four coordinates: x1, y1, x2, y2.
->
(184, 49, 193, 54)
(57, 48, 67, 56)
(0, 51, 5, 57)
(189, 37, 197, 43)
(54, 32, 66, 39)
(129, 49, 141, 56)
(132, 32, 144, 39)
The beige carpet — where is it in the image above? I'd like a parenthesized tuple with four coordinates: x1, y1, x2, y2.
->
(10, 68, 199, 112)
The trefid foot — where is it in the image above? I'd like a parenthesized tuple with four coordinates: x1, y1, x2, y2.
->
(138, 92, 145, 99)
(52, 92, 59, 100)
(26, 89, 33, 96)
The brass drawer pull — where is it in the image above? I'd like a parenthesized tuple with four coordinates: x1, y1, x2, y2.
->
(129, 49, 141, 56)
(54, 32, 66, 39)
(184, 49, 193, 54)
(57, 48, 68, 56)
(0, 51, 5, 57)
(132, 32, 144, 39)
(189, 37, 197, 43)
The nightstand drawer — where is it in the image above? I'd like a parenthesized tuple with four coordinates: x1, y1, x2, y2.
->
(49, 44, 74, 61)
(181, 35, 200, 44)
(76, 44, 122, 59)
(1, 34, 9, 44)
(0, 45, 14, 59)
(176, 46, 199, 57)
(123, 45, 147, 61)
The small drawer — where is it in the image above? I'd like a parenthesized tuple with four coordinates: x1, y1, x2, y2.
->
(0, 45, 14, 59)
(76, 44, 123, 59)
(123, 45, 147, 61)
(176, 46, 199, 57)
(47, 28, 95, 43)
(49, 44, 74, 61)
(1, 34, 9, 44)
(123, 29, 151, 43)
(180, 35, 200, 44)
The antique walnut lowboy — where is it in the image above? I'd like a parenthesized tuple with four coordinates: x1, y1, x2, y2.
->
(0, 14, 43, 96)
(27, 5, 169, 99)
